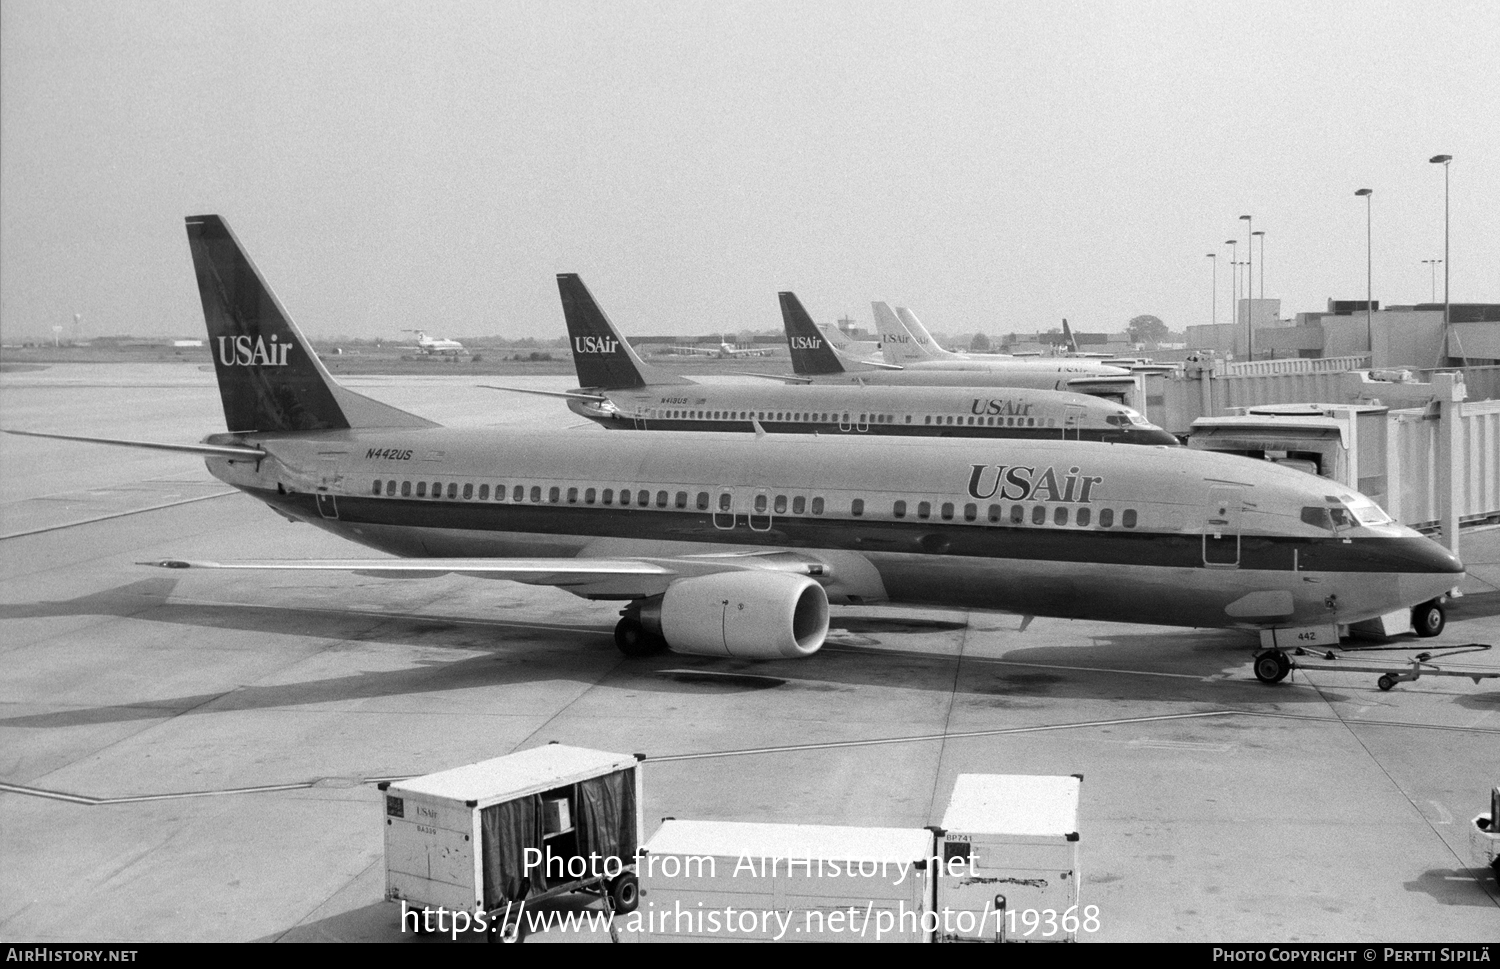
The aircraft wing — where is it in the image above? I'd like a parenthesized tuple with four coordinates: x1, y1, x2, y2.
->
(140, 550, 832, 592)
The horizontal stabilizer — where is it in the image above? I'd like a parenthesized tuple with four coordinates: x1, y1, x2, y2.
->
(479, 385, 609, 403)
(5, 428, 266, 458)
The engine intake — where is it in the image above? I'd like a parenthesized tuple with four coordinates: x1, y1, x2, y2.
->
(642, 572, 829, 659)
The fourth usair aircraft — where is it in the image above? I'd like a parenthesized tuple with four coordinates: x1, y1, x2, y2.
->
(487, 275, 1178, 444)
(4, 215, 1464, 685)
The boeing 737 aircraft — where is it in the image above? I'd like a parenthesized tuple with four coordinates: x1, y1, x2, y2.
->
(666, 337, 774, 358)
(491, 276, 1177, 444)
(402, 329, 466, 355)
(7, 216, 1463, 685)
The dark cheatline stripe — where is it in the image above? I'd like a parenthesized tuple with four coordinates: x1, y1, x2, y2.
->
(264, 489, 1457, 574)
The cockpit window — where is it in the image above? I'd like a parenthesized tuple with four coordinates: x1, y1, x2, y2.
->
(1303, 498, 1391, 531)
(1341, 496, 1393, 526)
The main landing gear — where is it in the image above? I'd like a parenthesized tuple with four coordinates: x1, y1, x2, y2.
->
(614, 616, 666, 657)
(1253, 648, 1292, 684)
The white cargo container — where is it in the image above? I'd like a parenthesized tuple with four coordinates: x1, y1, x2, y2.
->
(938, 774, 1082, 942)
(380, 744, 643, 936)
(624, 820, 936, 942)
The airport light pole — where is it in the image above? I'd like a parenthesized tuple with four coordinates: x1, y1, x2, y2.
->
(1429, 155, 1452, 359)
(1423, 259, 1442, 303)
(1225, 240, 1238, 354)
(1355, 189, 1373, 359)
(1240, 215, 1254, 359)
(1253, 230, 1265, 302)
(1206, 253, 1217, 326)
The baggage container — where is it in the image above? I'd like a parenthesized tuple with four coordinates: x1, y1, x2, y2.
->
(380, 743, 643, 938)
(625, 820, 936, 942)
(937, 774, 1082, 942)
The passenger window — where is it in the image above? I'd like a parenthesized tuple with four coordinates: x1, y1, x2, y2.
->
(676, 491, 688, 509)
(719, 493, 732, 511)
(639, 489, 650, 506)
(1010, 505, 1024, 524)
(603, 488, 614, 505)
(463, 483, 473, 500)
(447, 483, 457, 499)
(792, 496, 805, 514)
(513, 485, 524, 502)
(417, 481, 428, 498)
(371, 481, 382, 496)
(851, 498, 864, 517)
(478, 484, 489, 501)
(549, 487, 560, 503)
(567, 487, 578, 503)
(774, 494, 787, 514)
(431, 481, 441, 496)
(754, 494, 768, 513)
(964, 503, 977, 522)
(918, 501, 931, 519)
(1077, 507, 1091, 527)
(988, 504, 1002, 523)
(530, 486, 542, 502)
(941, 502, 954, 520)
(656, 490, 668, 508)
(386, 481, 396, 497)
(1099, 508, 1114, 527)
(585, 488, 596, 504)
(1032, 506, 1047, 525)
(1054, 506, 1069, 526)
(619, 489, 631, 506)
(401, 481, 411, 497)
(1122, 509, 1137, 528)
(812, 497, 825, 515)
(697, 492, 709, 510)
(893, 500, 907, 518)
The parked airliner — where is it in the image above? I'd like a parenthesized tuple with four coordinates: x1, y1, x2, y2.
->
(490, 276, 1177, 444)
(402, 329, 466, 355)
(5, 216, 1463, 684)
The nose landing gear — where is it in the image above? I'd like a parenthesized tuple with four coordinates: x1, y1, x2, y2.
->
(1253, 648, 1293, 684)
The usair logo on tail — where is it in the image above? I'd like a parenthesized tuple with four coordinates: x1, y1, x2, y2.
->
(574, 336, 619, 354)
(218, 335, 292, 367)
(789, 337, 822, 349)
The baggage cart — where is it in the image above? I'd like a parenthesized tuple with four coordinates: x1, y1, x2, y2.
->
(380, 743, 643, 941)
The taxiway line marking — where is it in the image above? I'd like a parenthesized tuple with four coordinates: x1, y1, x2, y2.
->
(0, 490, 238, 540)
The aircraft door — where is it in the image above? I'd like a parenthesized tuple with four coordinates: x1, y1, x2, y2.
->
(713, 490, 736, 530)
(1202, 486, 1243, 568)
(749, 489, 773, 532)
(316, 492, 340, 520)
(1063, 404, 1086, 441)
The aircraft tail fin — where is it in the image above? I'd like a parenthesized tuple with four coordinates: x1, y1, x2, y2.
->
(185, 215, 437, 434)
(556, 275, 692, 389)
(1061, 318, 1078, 353)
(778, 292, 847, 375)
(894, 306, 958, 361)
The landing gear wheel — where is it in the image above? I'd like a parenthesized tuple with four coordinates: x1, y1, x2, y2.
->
(614, 617, 665, 657)
(1253, 649, 1292, 684)
(1377, 674, 1396, 692)
(1412, 600, 1445, 638)
(607, 872, 640, 914)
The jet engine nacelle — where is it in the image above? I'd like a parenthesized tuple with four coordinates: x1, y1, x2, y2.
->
(643, 572, 830, 659)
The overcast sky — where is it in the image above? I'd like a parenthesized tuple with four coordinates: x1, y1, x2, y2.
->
(2, 0, 1496, 342)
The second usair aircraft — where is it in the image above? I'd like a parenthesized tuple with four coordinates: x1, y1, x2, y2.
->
(495, 275, 1178, 446)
